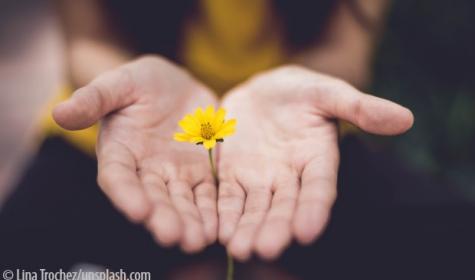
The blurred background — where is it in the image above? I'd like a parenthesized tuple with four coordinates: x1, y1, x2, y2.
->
(0, 0, 474, 278)
(370, 1, 475, 204)
(0, 0, 63, 206)
(2, 0, 473, 208)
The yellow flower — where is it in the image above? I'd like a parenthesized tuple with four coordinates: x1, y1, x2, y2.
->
(174, 106, 236, 150)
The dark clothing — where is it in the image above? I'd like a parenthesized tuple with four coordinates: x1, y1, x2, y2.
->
(0, 137, 474, 279)
(100, 0, 337, 59)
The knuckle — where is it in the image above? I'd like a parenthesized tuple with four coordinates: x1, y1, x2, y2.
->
(351, 97, 363, 126)
(272, 195, 297, 207)
(266, 215, 292, 226)
(87, 83, 107, 110)
(237, 219, 261, 231)
(116, 67, 136, 90)
(195, 185, 216, 200)
(219, 180, 244, 195)
(248, 208, 267, 217)
(219, 187, 242, 199)
(181, 210, 203, 223)
(218, 207, 241, 221)
(109, 67, 137, 101)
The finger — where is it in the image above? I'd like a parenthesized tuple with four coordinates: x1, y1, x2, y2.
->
(293, 148, 338, 245)
(217, 180, 245, 245)
(96, 141, 151, 223)
(53, 67, 137, 130)
(141, 173, 183, 247)
(168, 180, 207, 253)
(316, 78, 414, 135)
(193, 181, 218, 244)
(255, 174, 299, 260)
(228, 189, 272, 261)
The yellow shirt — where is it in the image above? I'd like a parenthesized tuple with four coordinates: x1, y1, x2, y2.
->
(181, 0, 285, 94)
(41, 0, 285, 156)
(40, 0, 355, 156)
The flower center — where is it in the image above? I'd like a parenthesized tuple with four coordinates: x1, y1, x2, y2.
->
(200, 122, 214, 140)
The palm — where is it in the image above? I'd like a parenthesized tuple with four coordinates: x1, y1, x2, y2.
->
(55, 57, 218, 252)
(218, 66, 413, 260)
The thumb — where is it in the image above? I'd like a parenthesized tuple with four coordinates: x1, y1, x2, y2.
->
(316, 79, 414, 135)
(53, 68, 137, 130)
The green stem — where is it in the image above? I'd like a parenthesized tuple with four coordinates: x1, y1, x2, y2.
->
(208, 148, 218, 184)
(207, 148, 234, 280)
(226, 251, 234, 280)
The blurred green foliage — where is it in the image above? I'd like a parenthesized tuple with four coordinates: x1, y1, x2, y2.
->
(369, 0, 475, 202)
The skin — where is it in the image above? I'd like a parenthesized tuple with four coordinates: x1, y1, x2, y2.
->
(53, 58, 413, 259)
(218, 66, 413, 261)
(54, 56, 219, 253)
(52, 0, 401, 262)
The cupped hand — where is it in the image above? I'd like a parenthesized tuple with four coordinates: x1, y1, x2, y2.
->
(53, 56, 218, 252)
(218, 65, 414, 261)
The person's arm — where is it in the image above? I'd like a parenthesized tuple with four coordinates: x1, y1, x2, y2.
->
(55, 0, 132, 87)
(217, 1, 413, 261)
(54, 4, 221, 252)
(293, 0, 391, 89)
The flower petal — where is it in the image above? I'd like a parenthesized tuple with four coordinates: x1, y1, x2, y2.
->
(190, 136, 205, 143)
(214, 118, 236, 139)
(194, 107, 205, 123)
(179, 119, 200, 136)
(174, 132, 191, 142)
(203, 139, 216, 150)
(212, 108, 226, 131)
(184, 114, 200, 126)
(221, 119, 237, 131)
(204, 105, 215, 122)
(214, 128, 235, 139)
